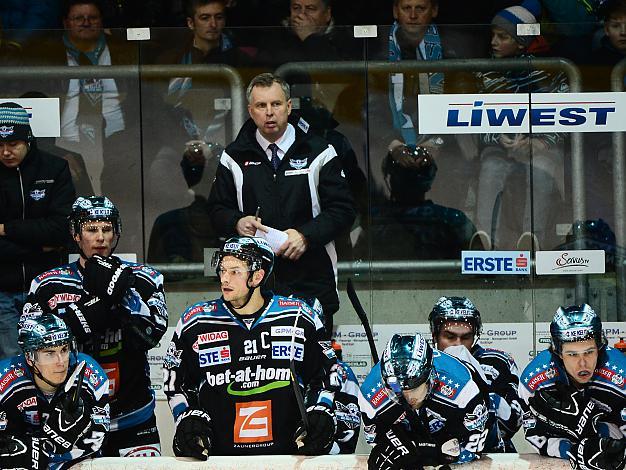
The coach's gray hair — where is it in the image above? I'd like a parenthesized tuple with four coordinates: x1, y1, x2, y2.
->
(245, 73, 291, 103)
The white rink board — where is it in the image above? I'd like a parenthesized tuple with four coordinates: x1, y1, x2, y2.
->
(148, 323, 626, 399)
(71, 453, 570, 469)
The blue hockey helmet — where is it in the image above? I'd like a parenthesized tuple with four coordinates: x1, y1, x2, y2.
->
(212, 236, 274, 284)
(69, 196, 122, 236)
(429, 296, 482, 340)
(550, 304, 607, 354)
(18, 309, 76, 356)
(380, 333, 434, 398)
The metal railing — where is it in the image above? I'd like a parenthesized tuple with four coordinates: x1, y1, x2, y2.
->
(0, 64, 246, 134)
(276, 58, 588, 301)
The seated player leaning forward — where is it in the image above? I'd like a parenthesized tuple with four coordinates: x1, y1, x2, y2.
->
(429, 296, 523, 452)
(520, 304, 626, 470)
(164, 236, 343, 458)
(360, 333, 489, 470)
(0, 305, 109, 469)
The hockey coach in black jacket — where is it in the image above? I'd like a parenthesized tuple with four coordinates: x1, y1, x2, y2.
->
(208, 73, 355, 334)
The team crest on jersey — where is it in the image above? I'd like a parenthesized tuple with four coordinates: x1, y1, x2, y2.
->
(612, 374, 625, 386)
(522, 410, 537, 430)
(13, 368, 24, 378)
(289, 158, 308, 170)
(335, 402, 360, 429)
(464, 403, 488, 431)
(0, 125, 14, 138)
(164, 342, 183, 368)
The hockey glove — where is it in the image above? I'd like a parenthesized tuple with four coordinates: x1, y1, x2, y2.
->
(528, 383, 603, 441)
(568, 437, 626, 470)
(42, 397, 93, 453)
(64, 296, 110, 339)
(84, 255, 134, 306)
(0, 435, 53, 469)
(294, 405, 337, 455)
(173, 409, 213, 460)
(368, 426, 420, 470)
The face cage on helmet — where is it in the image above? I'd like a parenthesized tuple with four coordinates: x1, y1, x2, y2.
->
(71, 215, 122, 237)
(551, 330, 606, 355)
(212, 250, 263, 277)
(385, 369, 434, 405)
(24, 338, 78, 363)
(432, 316, 481, 340)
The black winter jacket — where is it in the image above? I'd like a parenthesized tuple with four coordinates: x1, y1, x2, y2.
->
(0, 144, 75, 292)
(208, 117, 355, 314)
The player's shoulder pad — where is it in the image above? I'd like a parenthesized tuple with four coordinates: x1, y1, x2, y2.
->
(592, 347, 626, 391)
(33, 264, 77, 285)
(125, 261, 163, 283)
(272, 296, 319, 328)
(359, 361, 392, 416)
(431, 350, 479, 406)
(519, 349, 561, 393)
(0, 356, 32, 400)
(75, 353, 109, 400)
(180, 299, 222, 326)
(474, 345, 517, 368)
(338, 360, 359, 384)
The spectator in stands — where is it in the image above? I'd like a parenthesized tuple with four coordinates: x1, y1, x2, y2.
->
(0, 102, 75, 360)
(368, 0, 485, 215)
(208, 73, 355, 335)
(21, 91, 94, 197)
(593, 0, 626, 70)
(357, 146, 480, 259)
(147, 140, 221, 268)
(0, 1, 61, 53)
(474, 0, 569, 250)
(23, 1, 141, 251)
(261, 0, 355, 67)
(542, 0, 605, 63)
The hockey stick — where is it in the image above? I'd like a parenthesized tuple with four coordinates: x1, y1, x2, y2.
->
(290, 306, 309, 447)
(65, 360, 87, 412)
(346, 278, 379, 364)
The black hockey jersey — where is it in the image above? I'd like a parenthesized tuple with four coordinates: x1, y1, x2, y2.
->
(164, 295, 338, 455)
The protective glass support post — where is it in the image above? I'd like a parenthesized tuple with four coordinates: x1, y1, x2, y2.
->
(612, 59, 626, 322)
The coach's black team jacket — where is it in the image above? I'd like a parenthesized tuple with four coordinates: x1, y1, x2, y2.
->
(208, 116, 355, 314)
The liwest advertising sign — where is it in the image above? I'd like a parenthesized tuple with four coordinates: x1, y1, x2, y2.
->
(2, 98, 60, 137)
(417, 92, 626, 134)
(461, 251, 530, 275)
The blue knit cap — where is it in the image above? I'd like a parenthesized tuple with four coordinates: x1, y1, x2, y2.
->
(0, 102, 33, 142)
(492, 0, 542, 47)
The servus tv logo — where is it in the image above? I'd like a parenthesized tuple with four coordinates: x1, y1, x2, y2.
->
(418, 93, 626, 134)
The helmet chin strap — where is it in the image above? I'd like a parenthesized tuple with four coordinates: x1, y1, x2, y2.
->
(227, 272, 260, 311)
(31, 364, 64, 390)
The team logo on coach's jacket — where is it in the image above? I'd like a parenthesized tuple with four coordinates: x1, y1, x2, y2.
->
(289, 158, 308, 170)
(30, 189, 46, 201)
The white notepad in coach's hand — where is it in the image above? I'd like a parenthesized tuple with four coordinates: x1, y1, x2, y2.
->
(255, 226, 288, 253)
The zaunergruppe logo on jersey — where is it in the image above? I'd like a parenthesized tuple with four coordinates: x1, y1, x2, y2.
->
(535, 250, 605, 275)
(461, 251, 530, 275)
(418, 92, 626, 134)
